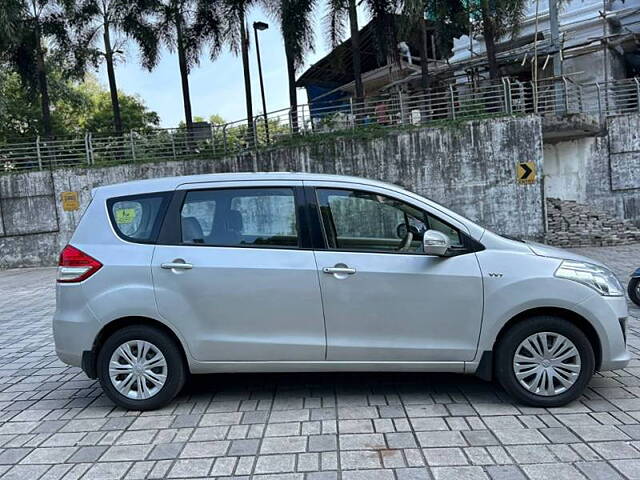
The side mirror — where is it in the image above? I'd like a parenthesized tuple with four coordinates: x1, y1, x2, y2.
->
(423, 229, 450, 256)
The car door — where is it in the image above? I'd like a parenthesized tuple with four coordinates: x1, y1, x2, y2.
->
(151, 180, 326, 362)
(309, 182, 484, 362)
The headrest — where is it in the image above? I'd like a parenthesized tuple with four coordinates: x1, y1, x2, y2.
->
(182, 216, 204, 243)
(226, 210, 243, 233)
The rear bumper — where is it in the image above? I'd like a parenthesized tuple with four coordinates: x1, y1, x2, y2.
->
(53, 286, 100, 368)
(53, 316, 98, 368)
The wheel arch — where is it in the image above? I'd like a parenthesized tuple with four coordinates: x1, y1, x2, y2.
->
(83, 316, 190, 379)
(496, 307, 601, 369)
(476, 306, 602, 380)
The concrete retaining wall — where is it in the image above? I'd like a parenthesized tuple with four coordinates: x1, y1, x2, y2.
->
(0, 116, 545, 268)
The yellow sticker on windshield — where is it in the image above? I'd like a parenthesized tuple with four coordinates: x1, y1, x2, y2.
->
(115, 208, 137, 225)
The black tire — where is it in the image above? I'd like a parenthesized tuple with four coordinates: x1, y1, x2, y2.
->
(97, 325, 187, 411)
(628, 278, 640, 307)
(495, 316, 595, 408)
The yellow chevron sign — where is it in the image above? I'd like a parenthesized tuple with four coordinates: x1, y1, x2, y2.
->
(517, 162, 536, 184)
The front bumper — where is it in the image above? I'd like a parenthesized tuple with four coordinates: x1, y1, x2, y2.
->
(579, 294, 631, 371)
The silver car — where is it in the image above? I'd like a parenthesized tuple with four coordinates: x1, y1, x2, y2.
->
(53, 173, 630, 410)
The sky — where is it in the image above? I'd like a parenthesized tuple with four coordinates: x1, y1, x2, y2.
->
(97, 6, 370, 128)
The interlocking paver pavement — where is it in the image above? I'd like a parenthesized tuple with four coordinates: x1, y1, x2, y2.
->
(1, 244, 640, 479)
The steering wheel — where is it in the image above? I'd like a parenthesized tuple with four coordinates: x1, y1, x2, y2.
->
(398, 231, 414, 251)
(396, 223, 415, 252)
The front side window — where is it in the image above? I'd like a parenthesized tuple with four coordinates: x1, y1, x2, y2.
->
(180, 187, 299, 248)
(316, 188, 462, 253)
(108, 193, 170, 243)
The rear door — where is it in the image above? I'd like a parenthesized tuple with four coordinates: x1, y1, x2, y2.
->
(151, 181, 326, 362)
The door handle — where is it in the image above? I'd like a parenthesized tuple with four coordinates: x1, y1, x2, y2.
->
(161, 262, 193, 270)
(323, 266, 356, 275)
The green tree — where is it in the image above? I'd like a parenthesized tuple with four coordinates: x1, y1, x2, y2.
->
(0, 69, 160, 140)
(209, 114, 225, 125)
(0, 63, 87, 140)
(0, 0, 75, 137)
(75, 78, 161, 133)
(66, 0, 159, 134)
(177, 114, 225, 128)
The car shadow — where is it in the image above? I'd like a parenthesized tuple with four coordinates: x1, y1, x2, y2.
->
(181, 371, 507, 402)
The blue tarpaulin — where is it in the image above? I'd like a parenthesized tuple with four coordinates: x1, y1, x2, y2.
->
(306, 84, 351, 120)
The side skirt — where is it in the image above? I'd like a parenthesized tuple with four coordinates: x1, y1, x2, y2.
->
(188, 360, 467, 374)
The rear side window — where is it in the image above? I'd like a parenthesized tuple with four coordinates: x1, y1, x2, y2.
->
(180, 187, 299, 248)
(108, 193, 171, 243)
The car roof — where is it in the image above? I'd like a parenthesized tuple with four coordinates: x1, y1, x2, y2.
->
(93, 172, 403, 197)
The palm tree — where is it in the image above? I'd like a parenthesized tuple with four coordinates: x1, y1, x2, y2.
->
(206, 0, 258, 138)
(66, 0, 159, 134)
(325, 0, 363, 101)
(0, 0, 72, 137)
(266, 0, 317, 132)
(0, 0, 22, 48)
(325, 0, 400, 104)
(400, 0, 468, 91)
(476, 0, 528, 80)
(152, 0, 201, 131)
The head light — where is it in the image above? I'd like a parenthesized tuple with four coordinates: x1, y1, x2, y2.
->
(555, 260, 623, 296)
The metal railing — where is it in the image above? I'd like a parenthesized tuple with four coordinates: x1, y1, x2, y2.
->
(1, 76, 639, 173)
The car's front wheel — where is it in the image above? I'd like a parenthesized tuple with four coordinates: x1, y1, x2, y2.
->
(495, 316, 595, 407)
(97, 325, 186, 410)
(628, 278, 640, 307)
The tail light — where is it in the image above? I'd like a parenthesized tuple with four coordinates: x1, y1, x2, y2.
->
(57, 245, 102, 283)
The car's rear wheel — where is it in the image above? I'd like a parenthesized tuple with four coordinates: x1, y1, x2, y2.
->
(97, 325, 186, 410)
(495, 316, 595, 407)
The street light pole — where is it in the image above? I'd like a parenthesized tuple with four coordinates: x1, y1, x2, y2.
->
(253, 21, 270, 144)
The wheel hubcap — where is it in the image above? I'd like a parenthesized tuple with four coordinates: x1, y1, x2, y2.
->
(513, 332, 581, 396)
(109, 340, 167, 400)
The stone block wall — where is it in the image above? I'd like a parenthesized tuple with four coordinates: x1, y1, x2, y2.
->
(545, 198, 640, 247)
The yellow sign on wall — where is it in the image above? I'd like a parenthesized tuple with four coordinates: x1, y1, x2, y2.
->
(60, 191, 80, 211)
(516, 162, 537, 184)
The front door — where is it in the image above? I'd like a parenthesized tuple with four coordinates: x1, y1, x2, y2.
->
(152, 182, 326, 362)
(311, 185, 484, 362)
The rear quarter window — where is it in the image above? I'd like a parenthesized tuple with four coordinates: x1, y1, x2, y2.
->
(107, 192, 171, 243)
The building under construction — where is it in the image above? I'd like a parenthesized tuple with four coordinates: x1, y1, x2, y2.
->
(296, 0, 640, 110)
